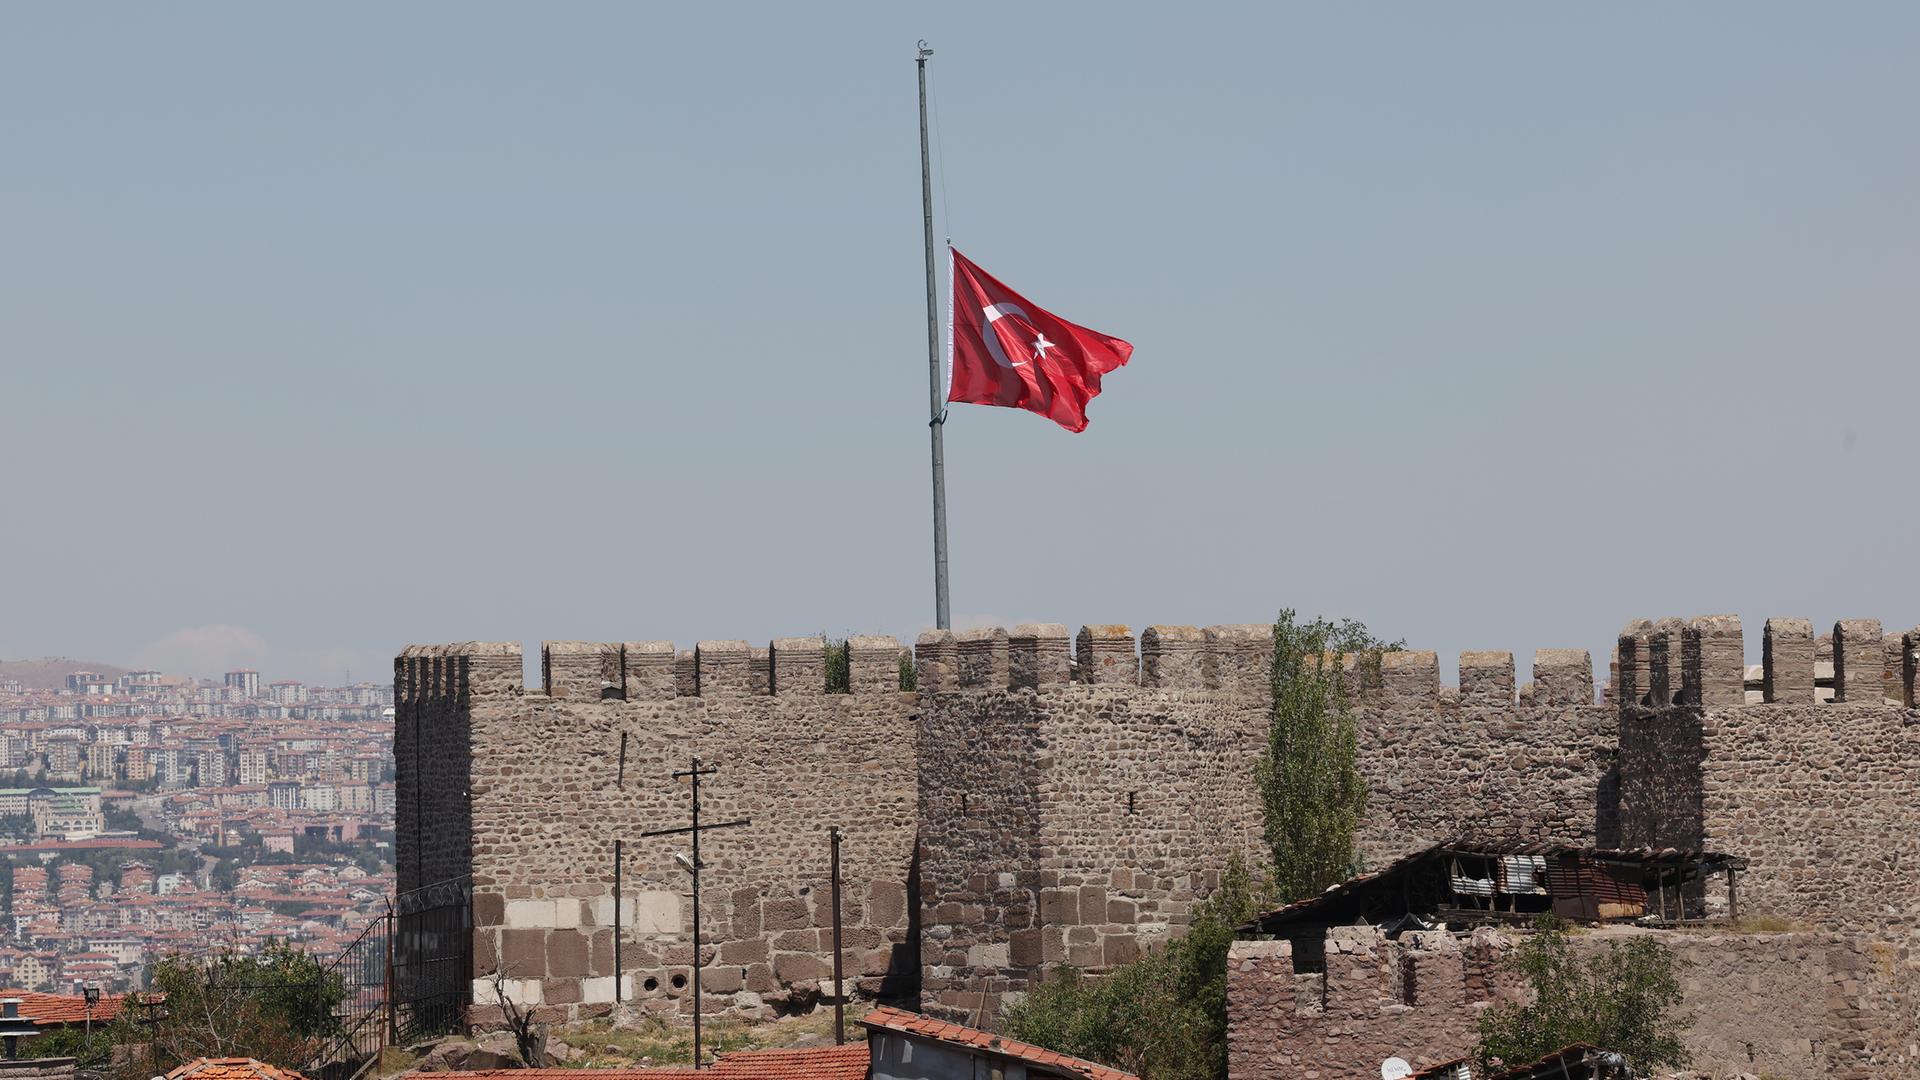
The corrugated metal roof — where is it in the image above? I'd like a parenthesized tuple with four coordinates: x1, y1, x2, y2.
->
(1241, 840, 1739, 933)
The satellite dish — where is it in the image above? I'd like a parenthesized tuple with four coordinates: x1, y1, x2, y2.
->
(1381, 1058, 1414, 1080)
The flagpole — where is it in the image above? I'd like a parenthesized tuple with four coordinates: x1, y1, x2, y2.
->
(918, 40, 951, 631)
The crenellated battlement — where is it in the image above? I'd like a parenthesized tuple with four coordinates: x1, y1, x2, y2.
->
(394, 636, 910, 703)
(911, 624, 1608, 706)
(1227, 925, 1514, 1079)
(1615, 616, 1919, 708)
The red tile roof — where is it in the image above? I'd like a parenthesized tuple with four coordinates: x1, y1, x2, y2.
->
(861, 1006, 1139, 1080)
(165, 1058, 313, 1080)
(428, 1043, 867, 1080)
(0, 988, 126, 1026)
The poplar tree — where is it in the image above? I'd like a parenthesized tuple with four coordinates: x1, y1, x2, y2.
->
(1258, 610, 1394, 902)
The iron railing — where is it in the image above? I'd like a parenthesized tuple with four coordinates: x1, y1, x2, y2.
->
(303, 875, 472, 1080)
(391, 875, 473, 1045)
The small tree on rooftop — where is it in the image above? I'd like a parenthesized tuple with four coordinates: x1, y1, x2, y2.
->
(1258, 610, 1398, 902)
(1474, 920, 1690, 1077)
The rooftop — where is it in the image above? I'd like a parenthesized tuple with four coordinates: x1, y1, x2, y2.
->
(165, 1058, 312, 1080)
(861, 1005, 1140, 1080)
(1242, 840, 1742, 936)
(423, 1043, 868, 1080)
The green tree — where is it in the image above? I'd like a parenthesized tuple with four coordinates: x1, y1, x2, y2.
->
(1002, 857, 1267, 1080)
(1474, 921, 1690, 1076)
(24, 1023, 114, 1068)
(1257, 610, 1397, 902)
(103, 944, 346, 1080)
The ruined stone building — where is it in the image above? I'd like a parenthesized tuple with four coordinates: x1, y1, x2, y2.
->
(395, 616, 1920, 1078)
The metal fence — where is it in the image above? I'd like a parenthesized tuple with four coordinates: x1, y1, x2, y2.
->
(391, 875, 473, 1046)
(303, 876, 472, 1080)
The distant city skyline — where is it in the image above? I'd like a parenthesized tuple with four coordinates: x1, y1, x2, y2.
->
(4, 3, 1915, 685)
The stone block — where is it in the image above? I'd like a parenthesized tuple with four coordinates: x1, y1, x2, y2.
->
(622, 641, 676, 700)
(695, 640, 754, 696)
(472, 891, 506, 928)
(1882, 632, 1907, 704)
(632, 891, 681, 934)
(1078, 885, 1108, 923)
(867, 880, 907, 928)
(1616, 620, 1652, 705)
(914, 630, 958, 693)
(745, 964, 778, 993)
(500, 928, 547, 978)
(1010, 930, 1043, 967)
(1683, 615, 1743, 707)
(1204, 624, 1272, 693)
(1038, 887, 1080, 925)
(504, 899, 554, 929)
(542, 977, 582, 1005)
(1380, 650, 1439, 707)
(548, 930, 591, 978)
(1103, 934, 1139, 966)
(1141, 625, 1206, 689)
(587, 895, 636, 929)
(473, 930, 499, 976)
(551, 898, 583, 930)
(770, 636, 826, 696)
(702, 965, 745, 993)
(967, 943, 1010, 968)
(957, 627, 1011, 688)
(1458, 651, 1514, 706)
(720, 938, 768, 964)
(772, 952, 831, 983)
(1076, 625, 1137, 684)
(849, 635, 904, 695)
(1009, 623, 1072, 689)
(1763, 618, 1814, 703)
(580, 976, 617, 1004)
(499, 977, 542, 1007)
(762, 897, 811, 930)
(587, 930, 615, 977)
(1532, 649, 1593, 706)
(1832, 620, 1883, 702)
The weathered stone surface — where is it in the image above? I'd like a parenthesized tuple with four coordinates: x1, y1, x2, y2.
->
(403, 611, 1920, 1033)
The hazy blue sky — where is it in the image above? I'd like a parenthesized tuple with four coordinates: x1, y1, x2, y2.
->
(3, 3, 1915, 685)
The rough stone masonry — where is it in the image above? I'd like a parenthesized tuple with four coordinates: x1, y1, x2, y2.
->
(397, 614, 1920, 1052)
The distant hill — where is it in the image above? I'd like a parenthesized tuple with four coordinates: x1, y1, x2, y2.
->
(0, 657, 133, 690)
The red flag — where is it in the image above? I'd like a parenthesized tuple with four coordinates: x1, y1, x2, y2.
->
(947, 248, 1133, 433)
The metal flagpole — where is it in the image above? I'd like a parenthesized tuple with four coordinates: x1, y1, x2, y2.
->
(918, 40, 951, 630)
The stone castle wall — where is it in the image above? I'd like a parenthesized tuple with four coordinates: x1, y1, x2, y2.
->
(396, 614, 1919, 1034)
(1227, 926, 1920, 1080)
(1618, 618, 1920, 930)
(396, 636, 918, 1026)
(1227, 925, 1514, 1080)
(911, 624, 1617, 1020)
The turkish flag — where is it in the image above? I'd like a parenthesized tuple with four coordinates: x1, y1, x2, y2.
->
(947, 248, 1132, 433)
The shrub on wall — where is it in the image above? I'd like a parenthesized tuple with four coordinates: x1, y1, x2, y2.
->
(1474, 921, 1690, 1076)
(1002, 857, 1267, 1080)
